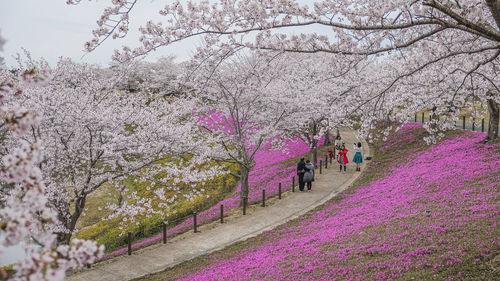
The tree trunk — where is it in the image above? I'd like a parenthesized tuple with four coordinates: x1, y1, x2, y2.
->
(118, 192, 124, 208)
(311, 146, 318, 167)
(486, 0, 500, 29)
(309, 136, 318, 167)
(57, 212, 80, 245)
(484, 99, 499, 142)
(57, 194, 87, 245)
(324, 130, 331, 145)
(308, 121, 319, 166)
(239, 163, 249, 207)
(313, 144, 318, 167)
(57, 232, 72, 245)
(484, 1, 500, 141)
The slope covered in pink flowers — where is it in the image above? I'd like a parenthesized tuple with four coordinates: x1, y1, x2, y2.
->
(103, 136, 320, 258)
(144, 124, 499, 280)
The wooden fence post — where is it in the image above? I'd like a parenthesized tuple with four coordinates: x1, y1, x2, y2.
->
(162, 223, 167, 244)
(319, 160, 322, 174)
(482, 119, 485, 132)
(127, 232, 132, 255)
(463, 116, 466, 129)
(325, 155, 328, 169)
(193, 213, 197, 233)
(278, 183, 282, 199)
(421, 112, 424, 123)
(220, 204, 224, 224)
(262, 189, 266, 207)
(292, 176, 295, 192)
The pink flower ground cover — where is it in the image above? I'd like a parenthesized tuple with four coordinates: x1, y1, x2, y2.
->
(164, 125, 499, 280)
(102, 137, 320, 259)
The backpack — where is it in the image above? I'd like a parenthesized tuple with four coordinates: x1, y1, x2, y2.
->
(303, 171, 313, 182)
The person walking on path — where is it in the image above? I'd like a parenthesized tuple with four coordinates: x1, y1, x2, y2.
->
(352, 142, 363, 171)
(334, 136, 343, 161)
(338, 145, 349, 173)
(297, 158, 306, 191)
(304, 160, 315, 192)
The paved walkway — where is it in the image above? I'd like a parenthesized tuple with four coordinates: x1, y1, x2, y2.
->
(67, 129, 370, 281)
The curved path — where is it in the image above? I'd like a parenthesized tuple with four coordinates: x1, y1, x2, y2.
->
(67, 129, 370, 281)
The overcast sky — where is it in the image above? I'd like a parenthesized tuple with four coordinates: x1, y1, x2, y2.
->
(0, 0, 201, 68)
(0, 0, 328, 69)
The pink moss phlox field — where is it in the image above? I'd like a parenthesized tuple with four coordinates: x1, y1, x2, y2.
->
(101, 127, 320, 259)
(172, 127, 499, 280)
(379, 122, 424, 153)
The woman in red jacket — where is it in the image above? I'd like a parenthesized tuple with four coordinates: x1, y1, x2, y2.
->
(338, 144, 349, 173)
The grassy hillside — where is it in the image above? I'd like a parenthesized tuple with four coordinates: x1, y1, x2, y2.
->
(78, 135, 328, 256)
(75, 163, 239, 253)
(136, 124, 499, 280)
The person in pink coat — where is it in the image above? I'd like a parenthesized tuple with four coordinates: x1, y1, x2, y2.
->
(338, 144, 349, 173)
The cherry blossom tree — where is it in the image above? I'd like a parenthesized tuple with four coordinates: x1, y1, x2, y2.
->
(182, 52, 289, 205)
(106, 56, 180, 95)
(0, 39, 104, 280)
(76, 0, 500, 142)
(273, 52, 366, 164)
(275, 55, 331, 165)
(4, 57, 218, 245)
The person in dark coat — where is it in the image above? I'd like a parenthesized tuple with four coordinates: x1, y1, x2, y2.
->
(304, 160, 315, 192)
(297, 158, 306, 192)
